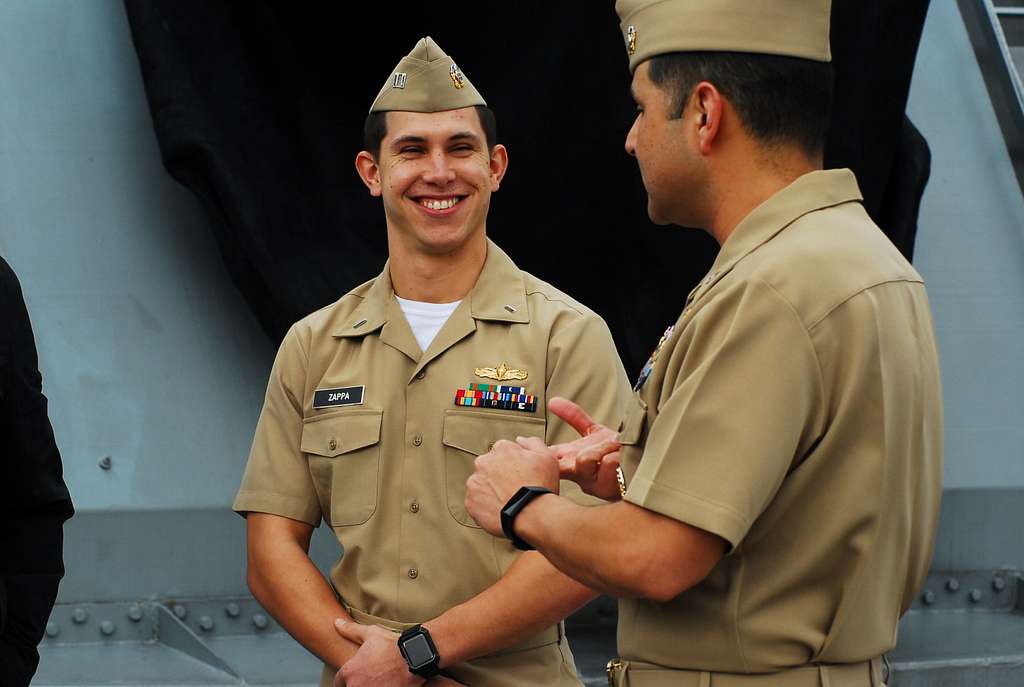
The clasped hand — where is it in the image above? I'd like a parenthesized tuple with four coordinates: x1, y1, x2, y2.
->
(333, 620, 462, 687)
(464, 397, 623, 538)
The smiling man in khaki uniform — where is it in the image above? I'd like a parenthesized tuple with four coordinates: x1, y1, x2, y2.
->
(465, 2, 944, 686)
(233, 37, 629, 687)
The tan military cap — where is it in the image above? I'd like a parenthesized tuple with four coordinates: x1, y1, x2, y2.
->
(615, 0, 832, 72)
(369, 36, 486, 113)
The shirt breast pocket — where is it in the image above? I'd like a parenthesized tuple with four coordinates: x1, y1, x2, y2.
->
(301, 408, 383, 527)
(442, 409, 546, 528)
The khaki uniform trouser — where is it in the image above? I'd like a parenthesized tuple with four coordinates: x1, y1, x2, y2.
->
(320, 605, 583, 687)
(607, 657, 888, 687)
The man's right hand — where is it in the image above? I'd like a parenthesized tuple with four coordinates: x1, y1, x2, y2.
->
(541, 397, 623, 501)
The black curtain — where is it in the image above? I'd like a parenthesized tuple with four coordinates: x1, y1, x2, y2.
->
(124, 1, 931, 376)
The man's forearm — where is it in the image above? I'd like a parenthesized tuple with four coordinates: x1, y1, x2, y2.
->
(513, 496, 653, 598)
(248, 537, 358, 669)
(514, 495, 724, 602)
(423, 551, 596, 667)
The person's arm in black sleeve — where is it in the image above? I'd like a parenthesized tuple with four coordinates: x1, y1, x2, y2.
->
(0, 255, 74, 687)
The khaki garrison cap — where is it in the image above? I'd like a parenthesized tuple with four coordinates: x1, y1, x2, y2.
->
(369, 36, 486, 113)
(615, 0, 832, 72)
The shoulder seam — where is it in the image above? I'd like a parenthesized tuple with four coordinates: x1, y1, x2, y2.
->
(808, 277, 923, 330)
(525, 287, 588, 318)
(753, 278, 826, 441)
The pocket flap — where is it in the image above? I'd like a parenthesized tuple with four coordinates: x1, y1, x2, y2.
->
(442, 410, 545, 456)
(618, 395, 648, 446)
(301, 409, 382, 458)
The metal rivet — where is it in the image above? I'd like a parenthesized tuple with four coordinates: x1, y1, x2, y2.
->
(353, 319, 368, 329)
(226, 602, 241, 618)
(328, 438, 338, 451)
(100, 621, 116, 636)
(128, 605, 143, 622)
(921, 590, 935, 605)
(504, 304, 517, 313)
(969, 588, 983, 603)
(945, 578, 960, 592)
(45, 622, 61, 638)
(408, 568, 419, 579)
(98, 456, 112, 470)
(993, 576, 1007, 592)
(199, 616, 214, 632)
(72, 608, 89, 624)
(253, 613, 269, 630)
(173, 604, 188, 620)
(410, 501, 420, 513)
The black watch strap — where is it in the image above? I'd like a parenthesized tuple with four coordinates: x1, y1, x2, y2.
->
(398, 624, 441, 678)
(500, 486, 553, 550)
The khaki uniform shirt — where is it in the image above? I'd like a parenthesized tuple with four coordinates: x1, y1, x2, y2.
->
(234, 240, 629, 686)
(616, 170, 943, 673)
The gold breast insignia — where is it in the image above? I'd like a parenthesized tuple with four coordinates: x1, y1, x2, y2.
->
(474, 362, 528, 382)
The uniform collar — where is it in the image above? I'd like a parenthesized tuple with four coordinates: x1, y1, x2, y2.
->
(334, 238, 529, 339)
(468, 239, 530, 323)
(706, 169, 864, 285)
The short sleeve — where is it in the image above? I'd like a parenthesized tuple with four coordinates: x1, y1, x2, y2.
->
(233, 324, 322, 526)
(626, 280, 823, 549)
(544, 312, 631, 505)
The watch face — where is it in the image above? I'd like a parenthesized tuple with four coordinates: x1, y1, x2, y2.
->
(404, 634, 434, 668)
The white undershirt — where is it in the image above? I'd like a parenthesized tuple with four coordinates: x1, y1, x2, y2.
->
(395, 296, 462, 353)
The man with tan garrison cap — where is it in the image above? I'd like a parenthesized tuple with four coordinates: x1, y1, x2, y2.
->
(466, 2, 943, 686)
(233, 37, 629, 687)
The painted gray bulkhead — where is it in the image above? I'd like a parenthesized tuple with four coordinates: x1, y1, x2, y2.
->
(0, 0, 1021, 685)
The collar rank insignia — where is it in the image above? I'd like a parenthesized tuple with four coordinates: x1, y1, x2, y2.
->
(449, 63, 466, 89)
(455, 383, 537, 413)
(392, 72, 408, 89)
(634, 325, 674, 391)
(627, 25, 637, 56)
(474, 362, 528, 382)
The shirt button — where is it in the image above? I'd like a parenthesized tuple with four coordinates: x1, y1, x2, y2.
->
(408, 568, 419, 579)
(415, 370, 426, 380)
(328, 438, 338, 451)
(410, 501, 420, 513)
(413, 434, 423, 446)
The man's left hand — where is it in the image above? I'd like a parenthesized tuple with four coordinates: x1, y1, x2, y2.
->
(333, 619, 425, 687)
(464, 438, 559, 537)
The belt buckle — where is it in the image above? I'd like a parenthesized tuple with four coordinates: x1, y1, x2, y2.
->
(607, 658, 624, 686)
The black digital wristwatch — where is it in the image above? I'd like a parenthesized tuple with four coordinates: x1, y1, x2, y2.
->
(398, 624, 441, 678)
(500, 486, 554, 550)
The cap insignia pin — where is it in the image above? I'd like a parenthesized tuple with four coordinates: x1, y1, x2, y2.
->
(392, 72, 408, 89)
(474, 362, 528, 382)
(627, 25, 637, 55)
(449, 63, 466, 90)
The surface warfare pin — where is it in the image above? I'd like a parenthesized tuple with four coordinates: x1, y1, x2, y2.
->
(313, 385, 365, 409)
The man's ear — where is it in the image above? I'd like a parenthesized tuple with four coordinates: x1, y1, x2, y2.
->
(355, 151, 382, 197)
(489, 144, 509, 192)
(692, 81, 723, 156)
